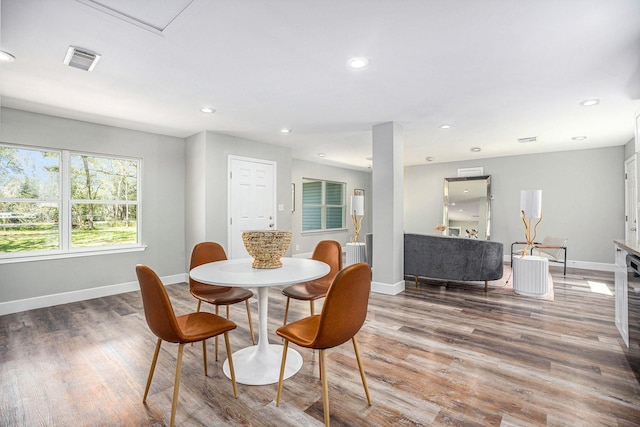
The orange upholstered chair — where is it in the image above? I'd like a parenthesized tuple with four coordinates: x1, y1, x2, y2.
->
(281, 240, 342, 326)
(275, 262, 372, 426)
(136, 264, 237, 427)
(189, 242, 255, 359)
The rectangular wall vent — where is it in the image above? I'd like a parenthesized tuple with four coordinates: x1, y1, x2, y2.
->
(518, 136, 537, 143)
(64, 46, 101, 71)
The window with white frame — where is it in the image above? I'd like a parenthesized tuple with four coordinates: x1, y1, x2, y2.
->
(0, 143, 140, 258)
(302, 178, 345, 231)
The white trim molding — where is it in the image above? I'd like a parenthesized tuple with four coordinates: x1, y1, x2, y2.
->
(0, 273, 188, 316)
(372, 280, 405, 295)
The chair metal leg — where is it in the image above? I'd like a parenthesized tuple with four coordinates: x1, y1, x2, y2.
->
(170, 344, 185, 427)
(320, 349, 330, 426)
(214, 305, 219, 361)
(143, 338, 162, 402)
(484, 280, 488, 292)
(283, 297, 291, 327)
(246, 300, 256, 344)
(192, 301, 202, 347)
(352, 336, 371, 405)
(191, 301, 203, 348)
(223, 332, 238, 398)
(202, 340, 208, 376)
(310, 302, 317, 355)
(276, 340, 289, 406)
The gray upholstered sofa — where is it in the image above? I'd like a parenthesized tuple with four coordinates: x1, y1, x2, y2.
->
(404, 233, 504, 291)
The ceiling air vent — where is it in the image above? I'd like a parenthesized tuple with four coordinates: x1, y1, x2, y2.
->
(518, 136, 537, 143)
(63, 46, 101, 71)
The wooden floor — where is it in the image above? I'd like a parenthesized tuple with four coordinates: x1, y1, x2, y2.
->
(1, 266, 639, 426)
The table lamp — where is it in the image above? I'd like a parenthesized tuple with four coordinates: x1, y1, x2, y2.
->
(351, 193, 365, 243)
(520, 189, 542, 257)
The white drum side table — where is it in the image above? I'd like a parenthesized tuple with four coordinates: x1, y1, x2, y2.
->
(346, 242, 366, 265)
(513, 255, 549, 296)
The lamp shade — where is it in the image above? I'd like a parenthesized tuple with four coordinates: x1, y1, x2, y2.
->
(520, 190, 542, 218)
(351, 195, 365, 216)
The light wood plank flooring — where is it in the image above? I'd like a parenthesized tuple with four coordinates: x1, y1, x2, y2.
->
(1, 266, 638, 426)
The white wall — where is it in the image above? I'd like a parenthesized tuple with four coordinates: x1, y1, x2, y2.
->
(184, 131, 207, 266)
(405, 146, 625, 264)
(0, 109, 370, 311)
(1, 107, 625, 311)
(184, 131, 293, 263)
(0, 108, 186, 305)
(291, 159, 372, 255)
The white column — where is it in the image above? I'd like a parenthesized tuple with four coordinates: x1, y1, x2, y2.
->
(371, 122, 405, 295)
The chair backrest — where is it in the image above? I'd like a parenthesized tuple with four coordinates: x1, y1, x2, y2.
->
(535, 236, 567, 260)
(311, 262, 371, 349)
(311, 240, 343, 287)
(189, 242, 228, 289)
(136, 264, 183, 343)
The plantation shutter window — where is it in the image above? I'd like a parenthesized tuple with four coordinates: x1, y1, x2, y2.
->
(301, 178, 345, 232)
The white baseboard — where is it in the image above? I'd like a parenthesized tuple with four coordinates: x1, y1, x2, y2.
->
(0, 273, 189, 316)
(372, 280, 405, 295)
(3, 254, 614, 317)
(502, 255, 614, 272)
(568, 260, 615, 272)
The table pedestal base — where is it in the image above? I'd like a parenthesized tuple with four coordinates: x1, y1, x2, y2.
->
(223, 343, 302, 385)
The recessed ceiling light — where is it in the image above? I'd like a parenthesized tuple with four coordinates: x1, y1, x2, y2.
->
(200, 107, 216, 114)
(463, 189, 469, 193)
(426, 156, 434, 162)
(470, 147, 481, 152)
(439, 124, 451, 129)
(0, 50, 15, 63)
(347, 57, 369, 69)
(572, 136, 587, 141)
(280, 128, 292, 133)
(580, 99, 600, 107)
(316, 153, 326, 158)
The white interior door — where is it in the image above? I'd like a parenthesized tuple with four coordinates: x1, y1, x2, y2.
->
(228, 156, 276, 259)
(625, 156, 637, 242)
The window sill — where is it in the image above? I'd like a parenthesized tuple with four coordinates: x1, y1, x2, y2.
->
(0, 245, 147, 264)
(301, 228, 348, 235)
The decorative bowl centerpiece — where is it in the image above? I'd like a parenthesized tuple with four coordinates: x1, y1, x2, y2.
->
(242, 230, 292, 269)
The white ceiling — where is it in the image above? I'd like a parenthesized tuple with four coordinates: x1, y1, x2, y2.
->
(1, 0, 639, 170)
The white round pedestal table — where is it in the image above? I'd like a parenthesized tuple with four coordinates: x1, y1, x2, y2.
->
(189, 257, 329, 385)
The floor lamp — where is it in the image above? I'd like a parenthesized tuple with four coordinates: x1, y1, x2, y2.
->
(520, 190, 542, 257)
